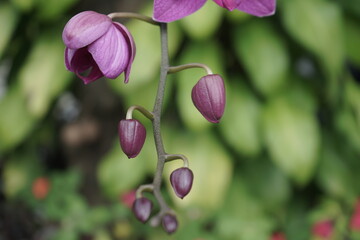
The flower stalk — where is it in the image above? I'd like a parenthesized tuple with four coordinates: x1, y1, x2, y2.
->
(168, 63, 213, 75)
(108, 12, 159, 25)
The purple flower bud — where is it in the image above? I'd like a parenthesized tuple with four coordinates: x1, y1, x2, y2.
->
(191, 74, 226, 123)
(118, 119, 146, 158)
(63, 11, 136, 84)
(162, 214, 178, 234)
(132, 197, 153, 223)
(170, 167, 194, 199)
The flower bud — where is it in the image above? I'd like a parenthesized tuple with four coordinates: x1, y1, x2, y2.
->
(191, 74, 225, 123)
(118, 119, 146, 158)
(162, 214, 178, 234)
(170, 167, 193, 199)
(132, 197, 153, 223)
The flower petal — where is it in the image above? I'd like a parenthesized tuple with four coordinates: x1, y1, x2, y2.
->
(88, 24, 129, 79)
(236, 0, 276, 17)
(113, 22, 136, 83)
(70, 48, 104, 84)
(65, 47, 75, 71)
(62, 11, 112, 49)
(213, 0, 241, 11)
(153, 0, 207, 22)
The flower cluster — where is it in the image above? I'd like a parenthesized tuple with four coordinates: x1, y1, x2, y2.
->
(62, 0, 276, 234)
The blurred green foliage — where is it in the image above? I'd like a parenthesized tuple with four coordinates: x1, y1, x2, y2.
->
(1, 0, 360, 239)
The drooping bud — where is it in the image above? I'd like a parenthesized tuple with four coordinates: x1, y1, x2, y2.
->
(118, 119, 146, 158)
(162, 214, 178, 234)
(132, 197, 153, 223)
(170, 167, 194, 199)
(191, 74, 225, 123)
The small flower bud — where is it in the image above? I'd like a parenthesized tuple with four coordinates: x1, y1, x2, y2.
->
(132, 197, 153, 223)
(191, 74, 225, 123)
(170, 167, 194, 199)
(118, 119, 146, 158)
(162, 214, 178, 234)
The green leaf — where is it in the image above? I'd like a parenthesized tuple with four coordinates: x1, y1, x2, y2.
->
(216, 176, 275, 240)
(344, 18, 360, 66)
(0, 85, 37, 152)
(262, 96, 320, 185)
(316, 138, 356, 200)
(243, 160, 291, 211)
(18, 31, 72, 118)
(97, 139, 147, 199)
(180, 1, 223, 40)
(177, 40, 225, 131)
(219, 81, 262, 157)
(0, 3, 18, 58)
(281, 0, 344, 101)
(234, 20, 289, 96)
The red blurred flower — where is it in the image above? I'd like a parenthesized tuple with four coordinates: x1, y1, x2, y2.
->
(350, 198, 360, 231)
(270, 232, 286, 240)
(120, 190, 136, 208)
(32, 177, 50, 200)
(312, 220, 333, 239)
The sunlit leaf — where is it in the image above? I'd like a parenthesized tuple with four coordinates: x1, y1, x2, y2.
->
(97, 139, 147, 198)
(219, 81, 262, 157)
(180, 1, 223, 40)
(216, 176, 275, 239)
(18, 31, 72, 118)
(262, 96, 320, 185)
(234, 20, 289, 96)
(164, 130, 232, 216)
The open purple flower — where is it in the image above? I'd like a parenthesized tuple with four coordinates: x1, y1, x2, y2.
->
(63, 11, 135, 84)
(153, 0, 276, 22)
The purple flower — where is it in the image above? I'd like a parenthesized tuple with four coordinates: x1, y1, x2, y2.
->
(170, 167, 194, 199)
(62, 11, 135, 84)
(153, 0, 276, 22)
(192, 74, 226, 123)
(118, 119, 146, 158)
(132, 197, 153, 223)
(162, 214, 178, 234)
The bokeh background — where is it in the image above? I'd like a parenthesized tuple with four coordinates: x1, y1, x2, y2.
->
(1, 0, 360, 239)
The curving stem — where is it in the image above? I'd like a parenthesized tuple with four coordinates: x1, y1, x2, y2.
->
(126, 105, 154, 120)
(108, 12, 159, 25)
(168, 63, 213, 75)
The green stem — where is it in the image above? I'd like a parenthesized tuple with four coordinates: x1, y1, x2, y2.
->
(126, 105, 154, 120)
(107, 12, 159, 25)
(151, 23, 171, 216)
(168, 63, 213, 75)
